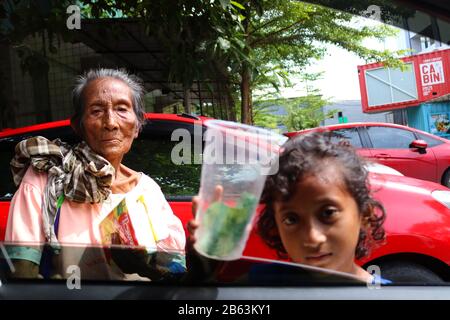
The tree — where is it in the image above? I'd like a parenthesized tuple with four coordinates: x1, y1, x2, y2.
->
(252, 101, 281, 130)
(134, 0, 243, 115)
(0, 0, 74, 127)
(1, 0, 413, 125)
(218, 0, 409, 124)
(97, 0, 245, 116)
(1, 0, 245, 118)
(282, 94, 336, 131)
(251, 71, 335, 131)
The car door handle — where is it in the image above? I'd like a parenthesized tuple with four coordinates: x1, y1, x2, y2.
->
(374, 153, 391, 158)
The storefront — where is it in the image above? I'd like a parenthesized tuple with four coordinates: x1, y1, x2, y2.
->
(407, 99, 450, 139)
(358, 48, 450, 138)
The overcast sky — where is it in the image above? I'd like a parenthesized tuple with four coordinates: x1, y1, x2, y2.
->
(277, 20, 407, 101)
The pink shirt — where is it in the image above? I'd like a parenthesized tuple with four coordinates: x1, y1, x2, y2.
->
(5, 167, 186, 280)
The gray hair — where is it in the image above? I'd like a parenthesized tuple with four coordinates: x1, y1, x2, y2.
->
(71, 68, 146, 136)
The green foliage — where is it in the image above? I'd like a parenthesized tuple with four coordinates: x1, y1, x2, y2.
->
(197, 192, 258, 257)
(244, 1, 409, 89)
(114, 0, 246, 91)
(0, 0, 414, 122)
(1, 1, 73, 45)
(15, 45, 49, 76)
(251, 71, 334, 131)
(203, 0, 412, 123)
(252, 102, 280, 130)
(123, 136, 201, 196)
(251, 77, 337, 132)
(281, 94, 336, 131)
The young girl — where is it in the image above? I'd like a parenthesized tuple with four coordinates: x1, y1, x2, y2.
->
(257, 132, 388, 283)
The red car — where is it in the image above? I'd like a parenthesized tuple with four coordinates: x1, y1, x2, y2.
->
(286, 122, 450, 187)
(2, 114, 450, 283)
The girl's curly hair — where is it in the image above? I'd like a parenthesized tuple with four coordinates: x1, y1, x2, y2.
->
(258, 132, 386, 260)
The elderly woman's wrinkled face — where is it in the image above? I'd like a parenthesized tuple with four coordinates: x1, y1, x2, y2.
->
(81, 77, 138, 165)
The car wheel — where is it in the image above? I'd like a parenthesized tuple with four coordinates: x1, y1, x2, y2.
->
(443, 169, 450, 188)
(375, 261, 444, 284)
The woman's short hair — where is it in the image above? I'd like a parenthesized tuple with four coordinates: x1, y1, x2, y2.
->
(71, 68, 146, 136)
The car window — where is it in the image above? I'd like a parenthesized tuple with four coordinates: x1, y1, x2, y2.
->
(327, 128, 363, 148)
(123, 125, 201, 198)
(3, 0, 450, 295)
(416, 132, 445, 148)
(0, 127, 79, 200)
(0, 148, 15, 200)
(366, 126, 416, 149)
(0, 121, 201, 200)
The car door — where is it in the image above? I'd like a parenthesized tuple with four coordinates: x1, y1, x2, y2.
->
(327, 127, 373, 158)
(365, 125, 438, 182)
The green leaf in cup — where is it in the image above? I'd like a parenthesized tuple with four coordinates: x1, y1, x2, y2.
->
(198, 192, 258, 258)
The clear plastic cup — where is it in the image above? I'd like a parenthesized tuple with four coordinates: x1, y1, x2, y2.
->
(194, 120, 287, 260)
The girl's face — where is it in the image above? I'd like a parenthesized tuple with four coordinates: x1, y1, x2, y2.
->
(273, 165, 363, 275)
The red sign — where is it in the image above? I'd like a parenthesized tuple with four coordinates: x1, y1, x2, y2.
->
(358, 48, 450, 113)
(421, 60, 444, 86)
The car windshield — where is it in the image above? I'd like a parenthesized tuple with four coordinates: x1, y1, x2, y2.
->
(1, 0, 450, 300)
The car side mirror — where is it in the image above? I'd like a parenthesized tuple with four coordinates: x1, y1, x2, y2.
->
(410, 139, 428, 153)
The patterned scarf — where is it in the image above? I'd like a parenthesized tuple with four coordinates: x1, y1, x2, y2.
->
(10, 136, 115, 248)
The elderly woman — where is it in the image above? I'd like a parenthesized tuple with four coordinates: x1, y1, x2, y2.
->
(4, 69, 186, 280)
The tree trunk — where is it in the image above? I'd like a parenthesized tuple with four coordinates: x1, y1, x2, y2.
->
(217, 82, 225, 120)
(197, 80, 203, 116)
(240, 2, 253, 125)
(227, 89, 237, 122)
(222, 82, 235, 122)
(183, 86, 191, 114)
(249, 91, 254, 124)
(240, 64, 252, 124)
(31, 67, 52, 124)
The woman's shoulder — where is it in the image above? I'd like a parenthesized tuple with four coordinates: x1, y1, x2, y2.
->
(137, 173, 162, 192)
(120, 165, 162, 194)
(112, 164, 143, 194)
(98, 164, 163, 196)
(21, 167, 48, 190)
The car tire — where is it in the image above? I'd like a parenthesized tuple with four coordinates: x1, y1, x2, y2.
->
(375, 261, 444, 284)
(442, 169, 450, 188)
